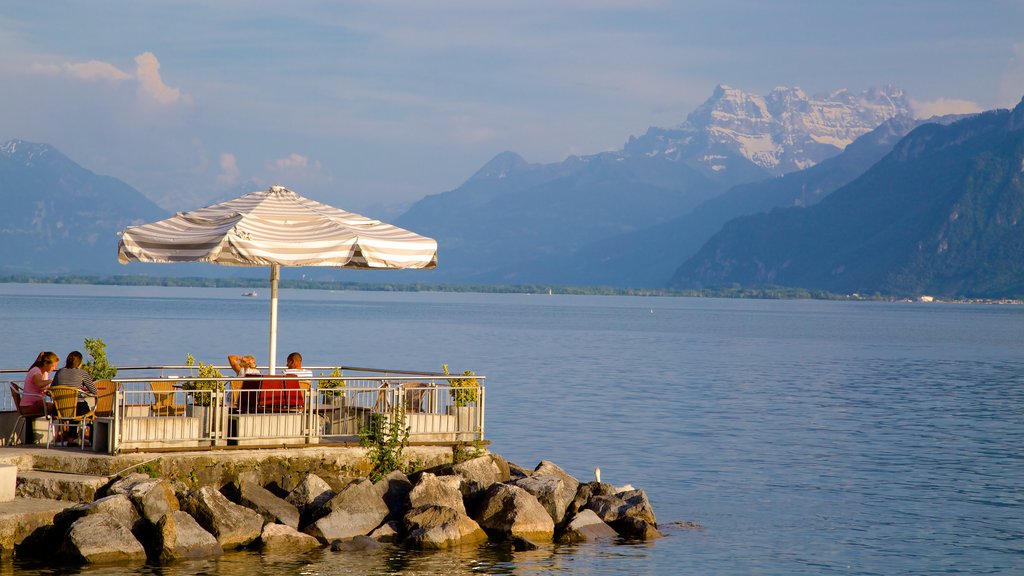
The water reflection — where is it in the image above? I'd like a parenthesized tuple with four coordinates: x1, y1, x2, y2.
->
(3, 539, 663, 576)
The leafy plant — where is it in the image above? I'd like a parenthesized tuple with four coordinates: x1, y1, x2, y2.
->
(318, 366, 346, 398)
(182, 353, 224, 407)
(359, 406, 409, 482)
(442, 363, 479, 407)
(83, 337, 118, 381)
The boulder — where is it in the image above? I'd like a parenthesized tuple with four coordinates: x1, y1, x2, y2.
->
(403, 505, 488, 549)
(238, 479, 300, 529)
(507, 461, 532, 481)
(182, 486, 264, 549)
(304, 478, 388, 543)
(557, 509, 619, 543)
(54, 493, 143, 536)
(286, 473, 335, 516)
(585, 489, 657, 526)
(259, 523, 322, 554)
(615, 489, 658, 525)
(330, 535, 382, 552)
(511, 475, 571, 525)
(373, 470, 412, 521)
(567, 482, 617, 517)
(472, 483, 554, 542)
(59, 512, 147, 564)
(450, 454, 510, 494)
(368, 520, 400, 543)
(155, 511, 223, 562)
(409, 473, 466, 514)
(612, 516, 664, 540)
(107, 476, 180, 526)
(532, 461, 579, 520)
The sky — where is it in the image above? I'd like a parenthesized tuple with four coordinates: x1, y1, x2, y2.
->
(1, 1, 1023, 216)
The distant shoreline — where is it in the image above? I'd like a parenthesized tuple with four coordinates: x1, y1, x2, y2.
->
(1, 274, 1019, 304)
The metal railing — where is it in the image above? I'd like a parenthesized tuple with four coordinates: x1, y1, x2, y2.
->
(2, 365, 485, 452)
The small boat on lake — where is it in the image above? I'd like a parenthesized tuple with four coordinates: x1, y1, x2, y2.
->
(242, 291, 258, 297)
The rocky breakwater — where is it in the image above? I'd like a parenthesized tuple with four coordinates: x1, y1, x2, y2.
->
(15, 454, 662, 565)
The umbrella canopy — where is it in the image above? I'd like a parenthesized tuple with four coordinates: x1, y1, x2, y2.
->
(118, 185, 437, 373)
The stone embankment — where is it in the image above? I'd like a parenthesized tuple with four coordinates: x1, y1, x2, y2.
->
(11, 453, 662, 564)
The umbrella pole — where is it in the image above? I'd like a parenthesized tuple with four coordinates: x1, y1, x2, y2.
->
(269, 264, 280, 375)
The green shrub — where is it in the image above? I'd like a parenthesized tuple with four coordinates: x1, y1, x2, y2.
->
(359, 407, 409, 482)
(182, 353, 224, 407)
(318, 366, 346, 397)
(83, 337, 117, 381)
(442, 363, 479, 407)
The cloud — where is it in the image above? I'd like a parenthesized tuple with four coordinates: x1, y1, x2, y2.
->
(217, 152, 240, 186)
(910, 98, 983, 119)
(271, 153, 311, 170)
(264, 153, 331, 192)
(134, 52, 183, 105)
(64, 60, 132, 81)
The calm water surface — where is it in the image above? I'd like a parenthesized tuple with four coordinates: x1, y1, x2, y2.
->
(1, 284, 1022, 575)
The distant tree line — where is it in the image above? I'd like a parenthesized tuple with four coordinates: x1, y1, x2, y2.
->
(0, 273, 903, 301)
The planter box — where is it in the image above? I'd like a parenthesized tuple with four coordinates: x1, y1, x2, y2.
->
(187, 404, 230, 445)
(229, 413, 317, 446)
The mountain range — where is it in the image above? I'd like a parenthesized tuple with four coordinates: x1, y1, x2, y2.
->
(395, 85, 911, 284)
(3, 84, 1022, 298)
(0, 140, 166, 275)
(671, 97, 1024, 297)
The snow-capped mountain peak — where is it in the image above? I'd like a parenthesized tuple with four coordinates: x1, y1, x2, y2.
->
(625, 84, 912, 176)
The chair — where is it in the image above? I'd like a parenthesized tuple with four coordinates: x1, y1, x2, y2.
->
(48, 386, 94, 450)
(8, 381, 51, 445)
(149, 381, 185, 416)
(93, 380, 118, 418)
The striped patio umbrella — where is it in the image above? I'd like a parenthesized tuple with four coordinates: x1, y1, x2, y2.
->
(117, 185, 437, 374)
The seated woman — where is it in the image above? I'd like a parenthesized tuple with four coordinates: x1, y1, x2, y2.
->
(22, 351, 59, 413)
(51, 350, 98, 416)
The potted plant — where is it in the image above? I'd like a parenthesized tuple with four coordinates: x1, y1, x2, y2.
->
(442, 364, 479, 407)
(83, 337, 117, 381)
(182, 354, 224, 407)
(182, 354, 227, 442)
(318, 367, 347, 399)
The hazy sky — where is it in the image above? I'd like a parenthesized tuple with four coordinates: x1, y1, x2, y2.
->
(2, 1, 1022, 215)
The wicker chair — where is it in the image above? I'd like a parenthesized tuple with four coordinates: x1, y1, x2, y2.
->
(8, 381, 51, 445)
(48, 386, 95, 450)
(93, 380, 118, 418)
(149, 381, 185, 416)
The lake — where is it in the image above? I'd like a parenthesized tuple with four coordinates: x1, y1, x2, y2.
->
(1, 283, 1022, 575)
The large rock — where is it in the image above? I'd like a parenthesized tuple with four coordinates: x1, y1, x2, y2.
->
(238, 479, 300, 529)
(368, 520, 400, 543)
(450, 454, 510, 493)
(155, 511, 223, 562)
(60, 512, 147, 564)
(616, 489, 658, 525)
(585, 489, 657, 525)
(409, 473, 466, 514)
(107, 475, 180, 526)
(511, 475, 571, 525)
(557, 509, 619, 543)
(54, 493, 143, 537)
(182, 486, 263, 549)
(472, 483, 554, 542)
(259, 522, 321, 554)
(567, 482, 617, 517)
(612, 516, 663, 540)
(403, 504, 488, 549)
(532, 461, 579, 521)
(286, 474, 335, 519)
(304, 478, 388, 543)
(373, 470, 412, 521)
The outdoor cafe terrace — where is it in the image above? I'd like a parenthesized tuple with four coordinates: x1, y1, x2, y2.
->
(1, 365, 486, 454)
